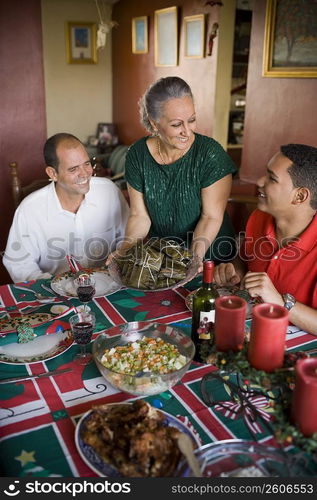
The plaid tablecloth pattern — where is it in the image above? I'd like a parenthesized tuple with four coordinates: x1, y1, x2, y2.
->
(1, 279, 316, 477)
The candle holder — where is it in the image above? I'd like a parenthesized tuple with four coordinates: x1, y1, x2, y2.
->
(248, 303, 289, 372)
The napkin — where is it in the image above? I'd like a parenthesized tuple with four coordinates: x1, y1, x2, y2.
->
(66, 255, 83, 274)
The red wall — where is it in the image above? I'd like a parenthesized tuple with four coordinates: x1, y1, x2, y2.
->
(240, 1, 317, 183)
(112, 0, 221, 145)
(0, 0, 47, 284)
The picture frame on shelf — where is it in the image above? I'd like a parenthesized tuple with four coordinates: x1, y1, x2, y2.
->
(154, 6, 178, 67)
(66, 22, 97, 64)
(96, 123, 118, 147)
(184, 14, 205, 59)
(132, 16, 148, 54)
(263, 0, 317, 78)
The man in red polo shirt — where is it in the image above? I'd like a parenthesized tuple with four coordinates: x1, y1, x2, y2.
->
(214, 144, 317, 336)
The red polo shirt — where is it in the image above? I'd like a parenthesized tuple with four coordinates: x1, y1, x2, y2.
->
(240, 210, 317, 308)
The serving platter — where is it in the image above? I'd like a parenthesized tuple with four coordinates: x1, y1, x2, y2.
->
(75, 403, 200, 477)
(51, 268, 121, 298)
(108, 257, 200, 292)
(185, 287, 255, 319)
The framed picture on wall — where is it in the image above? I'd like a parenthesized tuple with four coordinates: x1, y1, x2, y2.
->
(184, 14, 205, 58)
(66, 22, 97, 64)
(263, 0, 317, 77)
(132, 16, 148, 54)
(154, 7, 178, 67)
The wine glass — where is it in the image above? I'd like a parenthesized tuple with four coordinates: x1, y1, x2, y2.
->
(69, 310, 96, 365)
(74, 274, 95, 312)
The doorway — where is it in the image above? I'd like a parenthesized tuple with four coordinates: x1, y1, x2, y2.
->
(227, 1, 253, 170)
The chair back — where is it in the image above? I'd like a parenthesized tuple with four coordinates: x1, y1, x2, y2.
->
(9, 162, 51, 208)
(108, 145, 129, 177)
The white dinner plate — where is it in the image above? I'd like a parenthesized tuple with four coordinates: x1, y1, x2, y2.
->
(75, 403, 200, 477)
(0, 330, 73, 365)
(51, 268, 121, 298)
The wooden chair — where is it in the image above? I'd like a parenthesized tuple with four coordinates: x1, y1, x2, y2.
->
(9, 162, 52, 208)
(226, 193, 258, 236)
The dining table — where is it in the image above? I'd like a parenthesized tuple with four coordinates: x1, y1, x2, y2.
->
(0, 274, 317, 478)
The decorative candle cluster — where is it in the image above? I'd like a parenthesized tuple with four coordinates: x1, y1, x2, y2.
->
(213, 295, 317, 440)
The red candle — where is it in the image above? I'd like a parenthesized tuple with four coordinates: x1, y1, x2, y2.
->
(291, 358, 317, 436)
(248, 303, 288, 372)
(214, 295, 247, 351)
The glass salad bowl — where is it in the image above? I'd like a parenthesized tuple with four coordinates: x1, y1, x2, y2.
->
(92, 321, 195, 396)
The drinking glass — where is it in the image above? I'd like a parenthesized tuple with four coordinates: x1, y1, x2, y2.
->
(74, 274, 95, 312)
(69, 311, 96, 365)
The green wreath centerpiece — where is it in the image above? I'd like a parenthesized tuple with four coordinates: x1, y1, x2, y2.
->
(199, 341, 317, 458)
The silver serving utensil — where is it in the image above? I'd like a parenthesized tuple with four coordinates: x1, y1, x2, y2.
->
(0, 367, 72, 384)
(13, 285, 51, 302)
(177, 434, 202, 477)
(3, 304, 49, 317)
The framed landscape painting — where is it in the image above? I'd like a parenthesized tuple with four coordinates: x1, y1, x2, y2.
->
(263, 0, 317, 77)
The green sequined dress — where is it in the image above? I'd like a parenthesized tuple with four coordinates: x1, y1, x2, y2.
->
(125, 133, 237, 262)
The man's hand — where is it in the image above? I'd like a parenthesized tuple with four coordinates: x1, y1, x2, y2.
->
(242, 271, 284, 305)
(214, 262, 241, 286)
(105, 248, 128, 266)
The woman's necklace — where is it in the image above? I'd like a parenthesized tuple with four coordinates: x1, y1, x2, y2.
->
(157, 138, 187, 165)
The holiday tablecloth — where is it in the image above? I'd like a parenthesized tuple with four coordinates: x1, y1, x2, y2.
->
(1, 278, 317, 477)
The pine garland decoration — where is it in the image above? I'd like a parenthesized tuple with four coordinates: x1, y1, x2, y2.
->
(200, 341, 317, 458)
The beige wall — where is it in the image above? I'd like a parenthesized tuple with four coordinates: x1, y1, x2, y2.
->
(112, 0, 229, 146)
(41, 0, 113, 143)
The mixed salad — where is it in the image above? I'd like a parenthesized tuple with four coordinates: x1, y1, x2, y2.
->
(100, 336, 187, 375)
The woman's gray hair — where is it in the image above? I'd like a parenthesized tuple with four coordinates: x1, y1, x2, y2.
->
(139, 76, 194, 134)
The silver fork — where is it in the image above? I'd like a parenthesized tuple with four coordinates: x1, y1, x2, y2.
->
(41, 284, 77, 310)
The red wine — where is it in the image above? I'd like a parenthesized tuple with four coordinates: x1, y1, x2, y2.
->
(191, 260, 219, 362)
(77, 285, 95, 302)
(73, 321, 93, 344)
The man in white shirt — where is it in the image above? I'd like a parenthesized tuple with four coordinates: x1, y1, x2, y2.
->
(3, 133, 129, 283)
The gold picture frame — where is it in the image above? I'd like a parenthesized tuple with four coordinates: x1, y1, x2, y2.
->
(66, 22, 97, 64)
(132, 16, 148, 54)
(184, 14, 205, 59)
(154, 6, 178, 67)
(263, 0, 317, 78)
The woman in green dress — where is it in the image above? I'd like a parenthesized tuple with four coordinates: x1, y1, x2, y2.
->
(111, 76, 237, 265)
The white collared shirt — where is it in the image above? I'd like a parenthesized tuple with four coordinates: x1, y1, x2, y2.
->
(3, 177, 129, 283)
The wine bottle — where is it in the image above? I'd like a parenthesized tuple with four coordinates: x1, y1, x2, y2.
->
(191, 260, 219, 362)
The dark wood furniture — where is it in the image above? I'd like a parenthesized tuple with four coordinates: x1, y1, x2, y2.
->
(9, 162, 51, 208)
